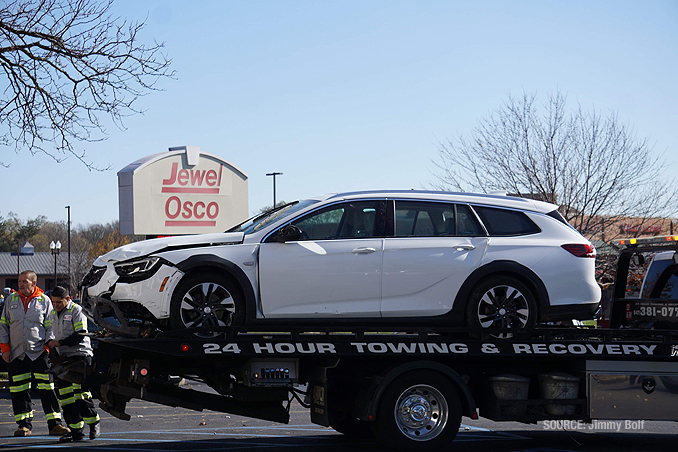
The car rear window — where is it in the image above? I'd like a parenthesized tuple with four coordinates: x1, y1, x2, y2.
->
(472, 206, 541, 236)
(547, 209, 568, 225)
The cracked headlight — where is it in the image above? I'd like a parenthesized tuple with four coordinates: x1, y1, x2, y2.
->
(81, 266, 107, 287)
(114, 257, 161, 281)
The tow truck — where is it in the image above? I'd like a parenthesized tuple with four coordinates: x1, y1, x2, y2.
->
(62, 235, 678, 451)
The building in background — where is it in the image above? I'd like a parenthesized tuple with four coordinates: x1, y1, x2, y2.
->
(0, 251, 71, 294)
(581, 217, 676, 242)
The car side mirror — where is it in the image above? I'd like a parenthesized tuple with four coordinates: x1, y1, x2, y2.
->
(274, 224, 302, 242)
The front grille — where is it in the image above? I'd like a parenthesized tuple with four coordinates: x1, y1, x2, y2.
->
(81, 266, 106, 288)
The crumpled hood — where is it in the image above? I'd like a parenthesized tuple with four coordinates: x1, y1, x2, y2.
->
(94, 232, 245, 265)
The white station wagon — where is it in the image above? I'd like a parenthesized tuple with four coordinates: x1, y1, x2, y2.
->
(80, 191, 601, 336)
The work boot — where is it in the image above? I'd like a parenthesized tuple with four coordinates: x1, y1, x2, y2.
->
(90, 422, 101, 440)
(59, 430, 86, 442)
(49, 424, 71, 436)
(14, 426, 31, 437)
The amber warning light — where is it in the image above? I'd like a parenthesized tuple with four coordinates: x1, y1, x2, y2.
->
(615, 235, 678, 246)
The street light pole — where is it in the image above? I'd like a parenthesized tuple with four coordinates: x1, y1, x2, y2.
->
(50, 240, 61, 289)
(265, 172, 283, 207)
(65, 206, 71, 290)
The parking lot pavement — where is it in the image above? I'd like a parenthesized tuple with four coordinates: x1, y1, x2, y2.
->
(2, 388, 677, 451)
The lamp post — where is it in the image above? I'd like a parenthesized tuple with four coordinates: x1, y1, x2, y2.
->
(50, 240, 61, 289)
(65, 206, 71, 289)
(266, 172, 283, 207)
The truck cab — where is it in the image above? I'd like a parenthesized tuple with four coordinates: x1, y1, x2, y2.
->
(608, 235, 678, 328)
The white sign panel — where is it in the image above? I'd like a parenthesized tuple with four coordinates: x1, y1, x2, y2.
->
(118, 146, 248, 235)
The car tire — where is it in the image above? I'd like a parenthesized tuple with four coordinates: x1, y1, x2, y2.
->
(371, 370, 462, 452)
(466, 276, 537, 338)
(170, 272, 245, 337)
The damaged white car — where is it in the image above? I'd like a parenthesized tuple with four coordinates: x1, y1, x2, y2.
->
(80, 190, 601, 337)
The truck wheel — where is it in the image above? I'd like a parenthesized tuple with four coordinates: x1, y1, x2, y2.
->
(372, 371, 461, 452)
(170, 272, 244, 337)
(466, 276, 537, 338)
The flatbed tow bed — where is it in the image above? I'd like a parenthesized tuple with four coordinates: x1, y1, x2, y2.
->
(67, 234, 678, 451)
(56, 325, 678, 452)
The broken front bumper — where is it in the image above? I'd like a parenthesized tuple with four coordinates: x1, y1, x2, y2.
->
(85, 296, 148, 338)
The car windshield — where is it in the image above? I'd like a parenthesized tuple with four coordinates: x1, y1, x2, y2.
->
(226, 199, 320, 235)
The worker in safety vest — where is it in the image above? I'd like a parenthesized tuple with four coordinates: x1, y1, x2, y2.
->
(47, 286, 101, 442)
(0, 271, 70, 437)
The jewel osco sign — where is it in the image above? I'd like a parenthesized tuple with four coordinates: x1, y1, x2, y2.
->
(118, 146, 248, 235)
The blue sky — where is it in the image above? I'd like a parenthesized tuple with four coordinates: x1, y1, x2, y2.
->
(2, 0, 677, 227)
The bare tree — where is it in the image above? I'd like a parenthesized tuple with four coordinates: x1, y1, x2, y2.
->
(67, 231, 95, 291)
(0, 0, 174, 169)
(433, 91, 677, 240)
(434, 91, 677, 284)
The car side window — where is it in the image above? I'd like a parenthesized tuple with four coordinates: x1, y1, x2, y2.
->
(472, 205, 541, 236)
(396, 201, 445, 237)
(395, 201, 482, 237)
(292, 201, 380, 240)
(456, 204, 483, 236)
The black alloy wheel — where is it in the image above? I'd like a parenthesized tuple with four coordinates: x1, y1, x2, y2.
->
(466, 276, 537, 338)
(170, 272, 244, 337)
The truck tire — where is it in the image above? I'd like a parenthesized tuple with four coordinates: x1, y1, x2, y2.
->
(372, 370, 462, 452)
(170, 272, 244, 337)
(466, 275, 537, 338)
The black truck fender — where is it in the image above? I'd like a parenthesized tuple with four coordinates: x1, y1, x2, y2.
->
(353, 360, 476, 421)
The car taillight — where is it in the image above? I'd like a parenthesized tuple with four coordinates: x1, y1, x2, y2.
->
(561, 244, 596, 258)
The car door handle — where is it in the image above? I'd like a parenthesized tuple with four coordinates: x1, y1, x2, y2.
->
(352, 247, 377, 254)
(455, 245, 476, 251)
